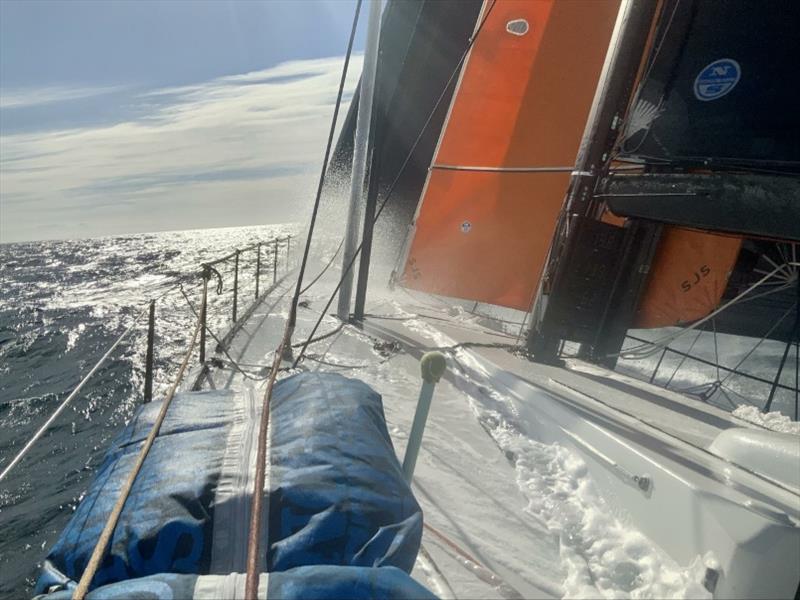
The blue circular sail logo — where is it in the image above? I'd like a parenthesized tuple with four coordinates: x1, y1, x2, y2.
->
(694, 58, 741, 101)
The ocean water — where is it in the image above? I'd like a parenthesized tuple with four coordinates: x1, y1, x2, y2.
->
(0, 224, 296, 599)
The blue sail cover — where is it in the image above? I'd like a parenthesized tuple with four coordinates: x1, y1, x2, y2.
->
(37, 389, 232, 592)
(35, 373, 427, 598)
(36, 567, 437, 599)
(267, 373, 422, 573)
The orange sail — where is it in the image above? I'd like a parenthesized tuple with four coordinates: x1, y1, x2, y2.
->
(635, 227, 742, 328)
(400, 0, 621, 310)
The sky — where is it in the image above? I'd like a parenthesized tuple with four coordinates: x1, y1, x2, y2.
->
(0, 0, 365, 243)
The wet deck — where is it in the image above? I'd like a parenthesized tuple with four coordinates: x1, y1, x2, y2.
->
(188, 272, 800, 599)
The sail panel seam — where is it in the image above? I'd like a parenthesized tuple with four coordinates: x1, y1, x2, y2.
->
(431, 164, 575, 173)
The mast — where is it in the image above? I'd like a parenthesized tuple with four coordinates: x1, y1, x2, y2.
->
(337, 0, 381, 321)
(527, 0, 660, 362)
(562, 0, 659, 219)
(353, 106, 382, 322)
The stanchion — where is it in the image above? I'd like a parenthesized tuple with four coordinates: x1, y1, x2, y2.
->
(232, 249, 240, 322)
(403, 351, 447, 482)
(273, 238, 278, 283)
(255, 243, 261, 299)
(143, 299, 155, 403)
(199, 265, 209, 363)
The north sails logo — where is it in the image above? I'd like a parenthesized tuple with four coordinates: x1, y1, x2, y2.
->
(694, 58, 741, 101)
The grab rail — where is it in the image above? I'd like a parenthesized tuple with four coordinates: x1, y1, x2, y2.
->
(619, 332, 798, 417)
(196, 236, 292, 363)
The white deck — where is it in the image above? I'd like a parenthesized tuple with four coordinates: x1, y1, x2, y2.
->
(190, 273, 800, 599)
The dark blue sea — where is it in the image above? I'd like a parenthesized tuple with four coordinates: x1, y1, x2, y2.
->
(0, 224, 295, 599)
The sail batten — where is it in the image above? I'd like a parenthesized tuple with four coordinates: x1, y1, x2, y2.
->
(431, 164, 576, 173)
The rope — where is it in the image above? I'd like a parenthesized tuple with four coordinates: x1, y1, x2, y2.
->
(244, 3, 363, 597)
(72, 291, 205, 600)
(712, 317, 721, 383)
(244, 329, 289, 598)
(293, 0, 499, 368)
(311, 328, 346, 373)
(422, 340, 518, 353)
(208, 265, 224, 294)
(424, 522, 481, 566)
(417, 544, 456, 600)
(178, 285, 267, 382)
(0, 307, 147, 483)
(290, 322, 345, 348)
(299, 237, 344, 296)
(423, 522, 527, 600)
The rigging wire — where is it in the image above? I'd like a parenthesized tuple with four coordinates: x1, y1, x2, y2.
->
(303, 354, 374, 370)
(285, 4, 362, 345)
(663, 329, 703, 389)
(711, 317, 721, 383)
(0, 307, 147, 483)
(790, 272, 800, 418)
(718, 302, 797, 388)
(311, 329, 346, 373)
(616, 261, 800, 360)
(417, 545, 457, 600)
(293, 0, 499, 368)
(244, 2, 363, 597)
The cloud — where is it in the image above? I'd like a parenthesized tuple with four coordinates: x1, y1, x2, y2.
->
(0, 55, 361, 242)
(0, 84, 128, 109)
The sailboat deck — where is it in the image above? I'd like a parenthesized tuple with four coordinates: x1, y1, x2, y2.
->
(189, 277, 798, 599)
(189, 280, 563, 598)
(366, 303, 754, 451)
(432, 319, 751, 449)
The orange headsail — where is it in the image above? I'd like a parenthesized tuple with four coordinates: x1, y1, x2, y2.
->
(400, 0, 621, 310)
(635, 227, 742, 328)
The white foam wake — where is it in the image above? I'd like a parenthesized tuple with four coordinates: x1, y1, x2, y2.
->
(401, 315, 711, 599)
(733, 405, 800, 435)
(496, 426, 711, 599)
